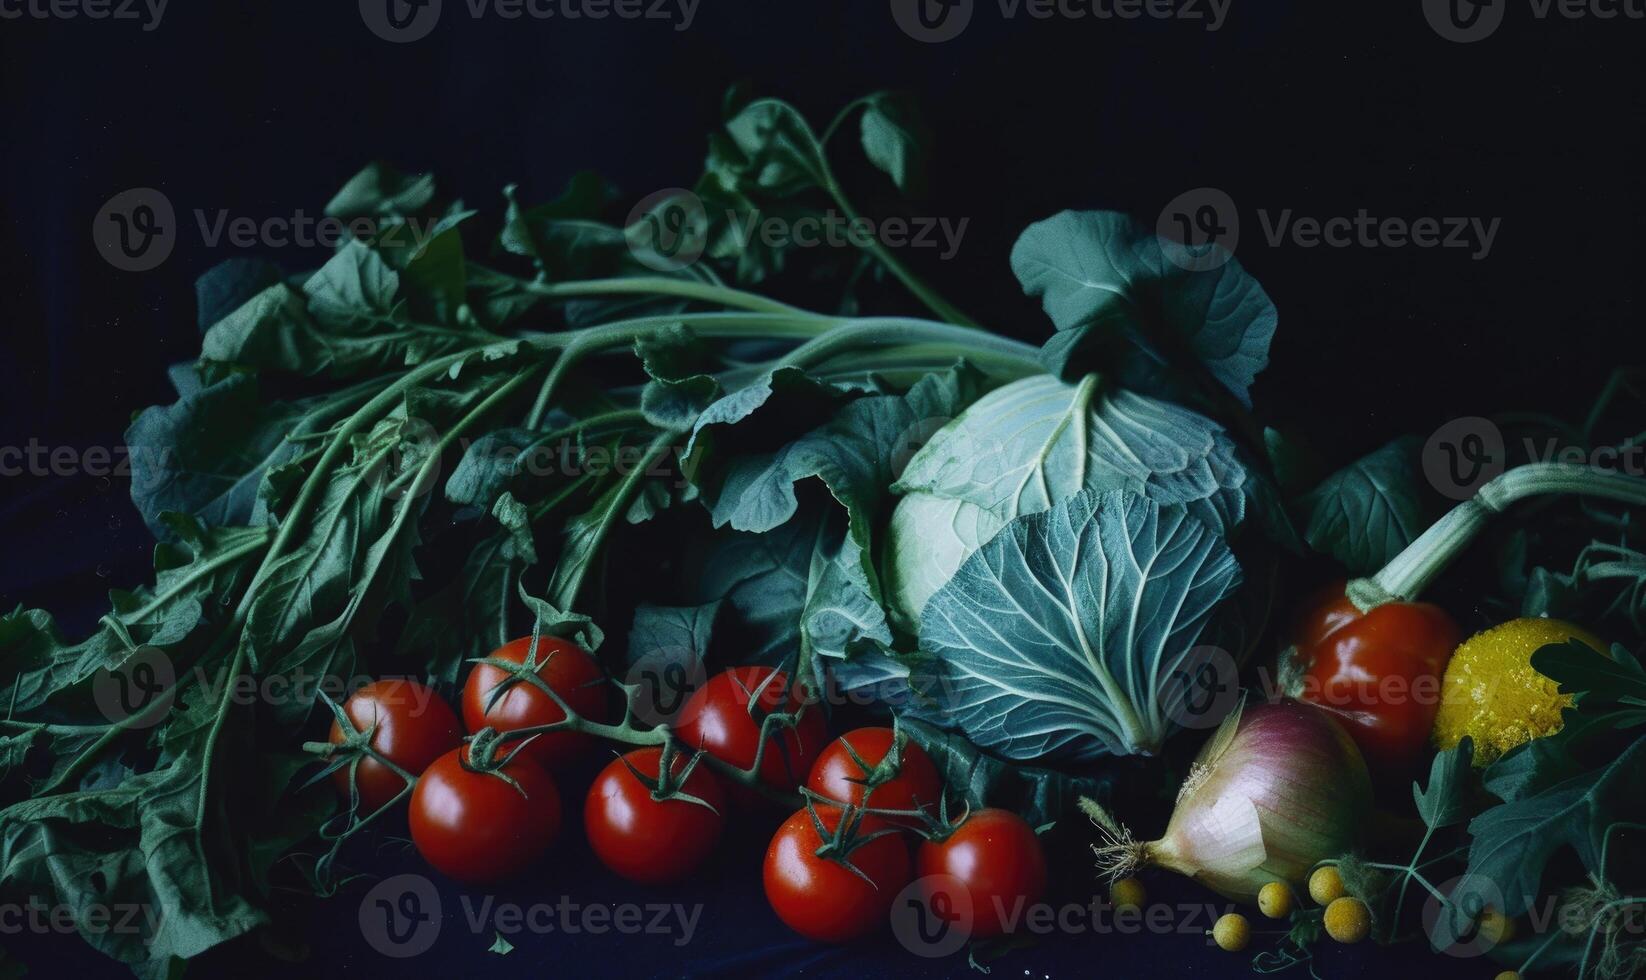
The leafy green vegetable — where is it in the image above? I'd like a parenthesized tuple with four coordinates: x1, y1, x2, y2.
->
(1457, 737, 1646, 918)
(1415, 738, 1474, 829)
(917, 489, 1242, 759)
(1009, 210, 1276, 406)
(885, 373, 1259, 629)
(125, 374, 364, 538)
(0, 93, 1316, 975)
(859, 93, 929, 196)
(1301, 436, 1433, 575)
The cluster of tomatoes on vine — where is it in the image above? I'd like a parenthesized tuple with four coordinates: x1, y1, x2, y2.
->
(311, 635, 1048, 945)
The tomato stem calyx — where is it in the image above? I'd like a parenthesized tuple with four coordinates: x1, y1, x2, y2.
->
(800, 795, 909, 887)
(618, 741, 721, 815)
(460, 727, 540, 797)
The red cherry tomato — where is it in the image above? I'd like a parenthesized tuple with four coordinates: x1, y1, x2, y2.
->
(328, 679, 463, 813)
(1290, 583, 1459, 774)
(806, 727, 943, 825)
(677, 667, 827, 797)
(409, 744, 561, 884)
(462, 636, 607, 770)
(764, 807, 911, 943)
(584, 748, 726, 884)
(916, 808, 1046, 940)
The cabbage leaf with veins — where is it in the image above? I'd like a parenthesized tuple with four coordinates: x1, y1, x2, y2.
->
(884, 372, 1257, 633)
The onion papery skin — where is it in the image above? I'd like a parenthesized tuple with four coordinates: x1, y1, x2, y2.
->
(1151, 700, 1371, 903)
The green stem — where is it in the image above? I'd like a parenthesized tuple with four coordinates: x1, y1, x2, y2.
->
(540, 409, 648, 444)
(1390, 823, 1436, 931)
(1350, 462, 1646, 609)
(819, 172, 979, 328)
(775, 317, 1041, 374)
(110, 529, 272, 626)
(521, 311, 838, 428)
(245, 349, 485, 597)
(513, 276, 805, 316)
(547, 431, 681, 609)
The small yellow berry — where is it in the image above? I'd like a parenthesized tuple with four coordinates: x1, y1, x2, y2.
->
(1478, 908, 1516, 945)
(1212, 912, 1251, 952)
(1494, 972, 1521, 980)
(1257, 881, 1295, 919)
(1109, 877, 1146, 911)
(1309, 865, 1347, 905)
(1324, 897, 1372, 944)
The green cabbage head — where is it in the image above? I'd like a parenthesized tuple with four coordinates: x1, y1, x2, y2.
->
(885, 373, 1257, 632)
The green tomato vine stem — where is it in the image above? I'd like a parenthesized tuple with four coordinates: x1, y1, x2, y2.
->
(465, 651, 809, 809)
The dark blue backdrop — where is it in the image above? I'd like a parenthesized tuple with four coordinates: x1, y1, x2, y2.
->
(1, 0, 1641, 976)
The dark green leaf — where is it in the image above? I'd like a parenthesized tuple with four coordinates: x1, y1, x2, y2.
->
(1301, 436, 1432, 575)
(1457, 736, 1646, 919)
(1534, 640, 1646, 708)
(1010, 210, 1276, 407)
(325, 162, 437, 220)
(194, 258, 284, 333)
(124, 374, 313, 538)
(1414, 738, 1474, 829)
(859, 93, 929, 195)
(899, 718, 1111, 827)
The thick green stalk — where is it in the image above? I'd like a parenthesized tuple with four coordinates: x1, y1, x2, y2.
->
(522, 311, 838, 427)
(774, 317, 1042, 374)
(1350, 462, 1646, 609)
(515, 276, 805, 316)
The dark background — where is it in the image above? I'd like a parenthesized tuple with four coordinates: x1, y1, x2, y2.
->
(0, 0, 1641, 976)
